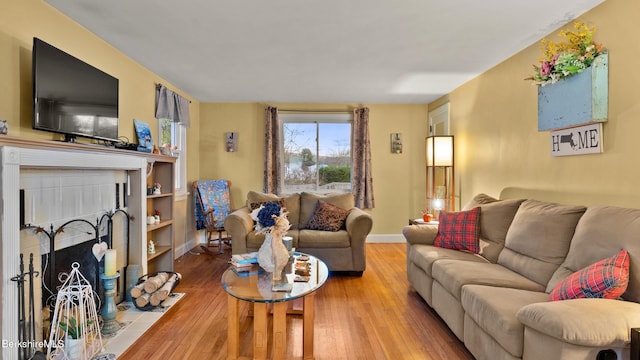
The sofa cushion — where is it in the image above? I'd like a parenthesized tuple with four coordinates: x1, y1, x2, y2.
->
(498, 200, 586, 286)
(516, 298, 640, 347)
(246, 191, 300, 230)
(248, 198, 285, 211)
(408, 244, 489, 276)
(461, 193, 501, 209)
(247, 190, 281, 207)
(434, 207, 481, 253)
(306, 200, 349, 231)
(298, 229, 351, 248)
(547, 205, 640, 302)
(549, 249, 629, 301)
(462, 285, 549, 358)
(300, 192, 354, 227)
(463, 194, 525, 263)
(432, 259, 545, 300)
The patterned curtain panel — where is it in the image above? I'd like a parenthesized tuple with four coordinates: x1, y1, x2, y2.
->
(155, 84, 191, 128)
(264, 106, 282, 194)
(352, 107, 375, 209)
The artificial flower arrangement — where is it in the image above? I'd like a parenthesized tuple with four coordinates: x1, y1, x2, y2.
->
(526, 21, 605, 86)
(250, 202, 290, 235)
(251, 202, 292, 278)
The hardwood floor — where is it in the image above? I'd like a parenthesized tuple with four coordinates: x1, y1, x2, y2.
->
(119, 243, 474, 360)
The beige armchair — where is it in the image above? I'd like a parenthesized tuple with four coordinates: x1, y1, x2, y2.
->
(224, 191, 373, 275)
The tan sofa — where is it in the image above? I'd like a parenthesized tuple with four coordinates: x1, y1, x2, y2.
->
(224, 191, 373, 274)
(404, 193, 640, 360)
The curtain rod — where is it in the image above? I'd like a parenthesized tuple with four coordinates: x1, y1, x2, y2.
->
(155, 82, 192, 103)
(278, 109, 352, 114)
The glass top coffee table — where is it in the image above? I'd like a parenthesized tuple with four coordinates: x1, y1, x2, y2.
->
(222, 252, 329, 360)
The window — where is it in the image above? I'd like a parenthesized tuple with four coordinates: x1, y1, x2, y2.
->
(158, 118, 187, 196)
(280, 113, 352, 193)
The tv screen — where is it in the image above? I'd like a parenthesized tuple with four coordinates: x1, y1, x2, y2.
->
(32, 38, 119, 143)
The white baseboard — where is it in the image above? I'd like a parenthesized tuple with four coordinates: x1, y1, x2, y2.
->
(175, 231, 206, 257)
(177, 232, 405, 256)
(365, 234, 406, 243)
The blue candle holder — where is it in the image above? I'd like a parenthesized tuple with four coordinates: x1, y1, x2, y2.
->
(100, 272, 121, 334)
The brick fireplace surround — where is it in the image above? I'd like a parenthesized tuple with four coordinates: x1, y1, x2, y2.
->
(0, 137, 150, 359)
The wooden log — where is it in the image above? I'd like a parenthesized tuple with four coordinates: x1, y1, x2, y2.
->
(149, 273, 181, 306)
(135, 292, 151, 308)
(143, 272, 168, 293)
(130, 282, 145, 299)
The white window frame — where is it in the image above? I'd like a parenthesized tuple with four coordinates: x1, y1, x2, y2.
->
(279, 113, 352, 194)
(158, 119, 187, 197)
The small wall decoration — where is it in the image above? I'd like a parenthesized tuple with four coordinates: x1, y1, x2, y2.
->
(550, 123, 602, 157)
(525, 22, 608, 131)
(391, 133, 402, 154)
(225, 132, 238, 152)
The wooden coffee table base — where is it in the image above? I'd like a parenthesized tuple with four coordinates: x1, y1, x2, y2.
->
(227, 293, 316, 360)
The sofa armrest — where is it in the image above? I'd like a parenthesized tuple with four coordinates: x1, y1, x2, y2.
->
(517, 298, 640, 347)
(223, 206, 253, 254)
(345, 207, 373, 245)
(402, 225, 438, 246)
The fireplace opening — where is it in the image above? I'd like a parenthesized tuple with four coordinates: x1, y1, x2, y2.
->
(18, 211, 130, 349)
(41, 235, 108, 310)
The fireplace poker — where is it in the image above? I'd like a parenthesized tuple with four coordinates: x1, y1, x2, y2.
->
(28, 253, 41, 356)
(12, 253, 42, 360)
(11, 253, 27, 360)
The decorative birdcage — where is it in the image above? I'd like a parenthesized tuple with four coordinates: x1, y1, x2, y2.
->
(47, 262, 103, 360)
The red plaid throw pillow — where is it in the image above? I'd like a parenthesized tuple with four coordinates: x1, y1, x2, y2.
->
(549, 249, 630, 301)
(433, 207, 481, 253)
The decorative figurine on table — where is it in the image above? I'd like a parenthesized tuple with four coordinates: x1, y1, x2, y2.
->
(421, 208, 433, 222)
(153, 182, 161, 195)
(154, 209, 161, 224)
(148, 240, 156, 254)
(252, 203, 291, 281)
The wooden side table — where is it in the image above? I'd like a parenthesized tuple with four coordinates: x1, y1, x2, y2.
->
(408, 218, 439, 226)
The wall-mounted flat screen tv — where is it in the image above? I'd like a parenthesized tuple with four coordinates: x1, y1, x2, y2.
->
(32, 37, 119, 143)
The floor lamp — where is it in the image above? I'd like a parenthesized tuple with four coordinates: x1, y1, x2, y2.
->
(426, 135, 455, 218)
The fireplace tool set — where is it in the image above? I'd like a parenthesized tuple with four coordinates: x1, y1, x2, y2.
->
(15, 208, 131, 359)
(11, 253, 45, 360)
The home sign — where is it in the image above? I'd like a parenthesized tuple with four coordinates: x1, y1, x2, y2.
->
(550, 123, 602, 157)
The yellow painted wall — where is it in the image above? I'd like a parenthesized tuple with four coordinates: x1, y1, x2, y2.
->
(199, 102, 429, 235)
(0, 1, 202, 254)
(445, 0, 640, 208)
(1, 0, 197, 142)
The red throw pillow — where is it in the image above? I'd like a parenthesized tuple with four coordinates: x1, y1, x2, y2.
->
(549, 249, 630, 301)
(433, 207, 481, 253)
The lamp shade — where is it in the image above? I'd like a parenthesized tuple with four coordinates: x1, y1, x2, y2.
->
(426, 136, 454, 166)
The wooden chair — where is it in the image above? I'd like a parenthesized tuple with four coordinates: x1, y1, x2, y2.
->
(193, 180, 233, 255)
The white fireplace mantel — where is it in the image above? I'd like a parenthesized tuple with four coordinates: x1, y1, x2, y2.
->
(0, 140, 149, 359)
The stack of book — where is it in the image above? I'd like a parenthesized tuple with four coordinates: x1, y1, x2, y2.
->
(230, 252, 261, 276)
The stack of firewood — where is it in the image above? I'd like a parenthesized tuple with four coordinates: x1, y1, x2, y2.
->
(130, 272, 181, 309)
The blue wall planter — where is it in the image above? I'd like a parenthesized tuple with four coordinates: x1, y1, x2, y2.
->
(538, 53, 608, 131)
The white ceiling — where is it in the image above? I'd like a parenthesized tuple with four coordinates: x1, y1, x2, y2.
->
(45, 0, 604, 104)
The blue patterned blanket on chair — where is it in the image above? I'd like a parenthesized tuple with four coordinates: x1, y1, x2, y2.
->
(193, 180, 231, 231)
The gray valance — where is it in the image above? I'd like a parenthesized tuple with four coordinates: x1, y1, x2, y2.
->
(155, 84, 191, 128)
